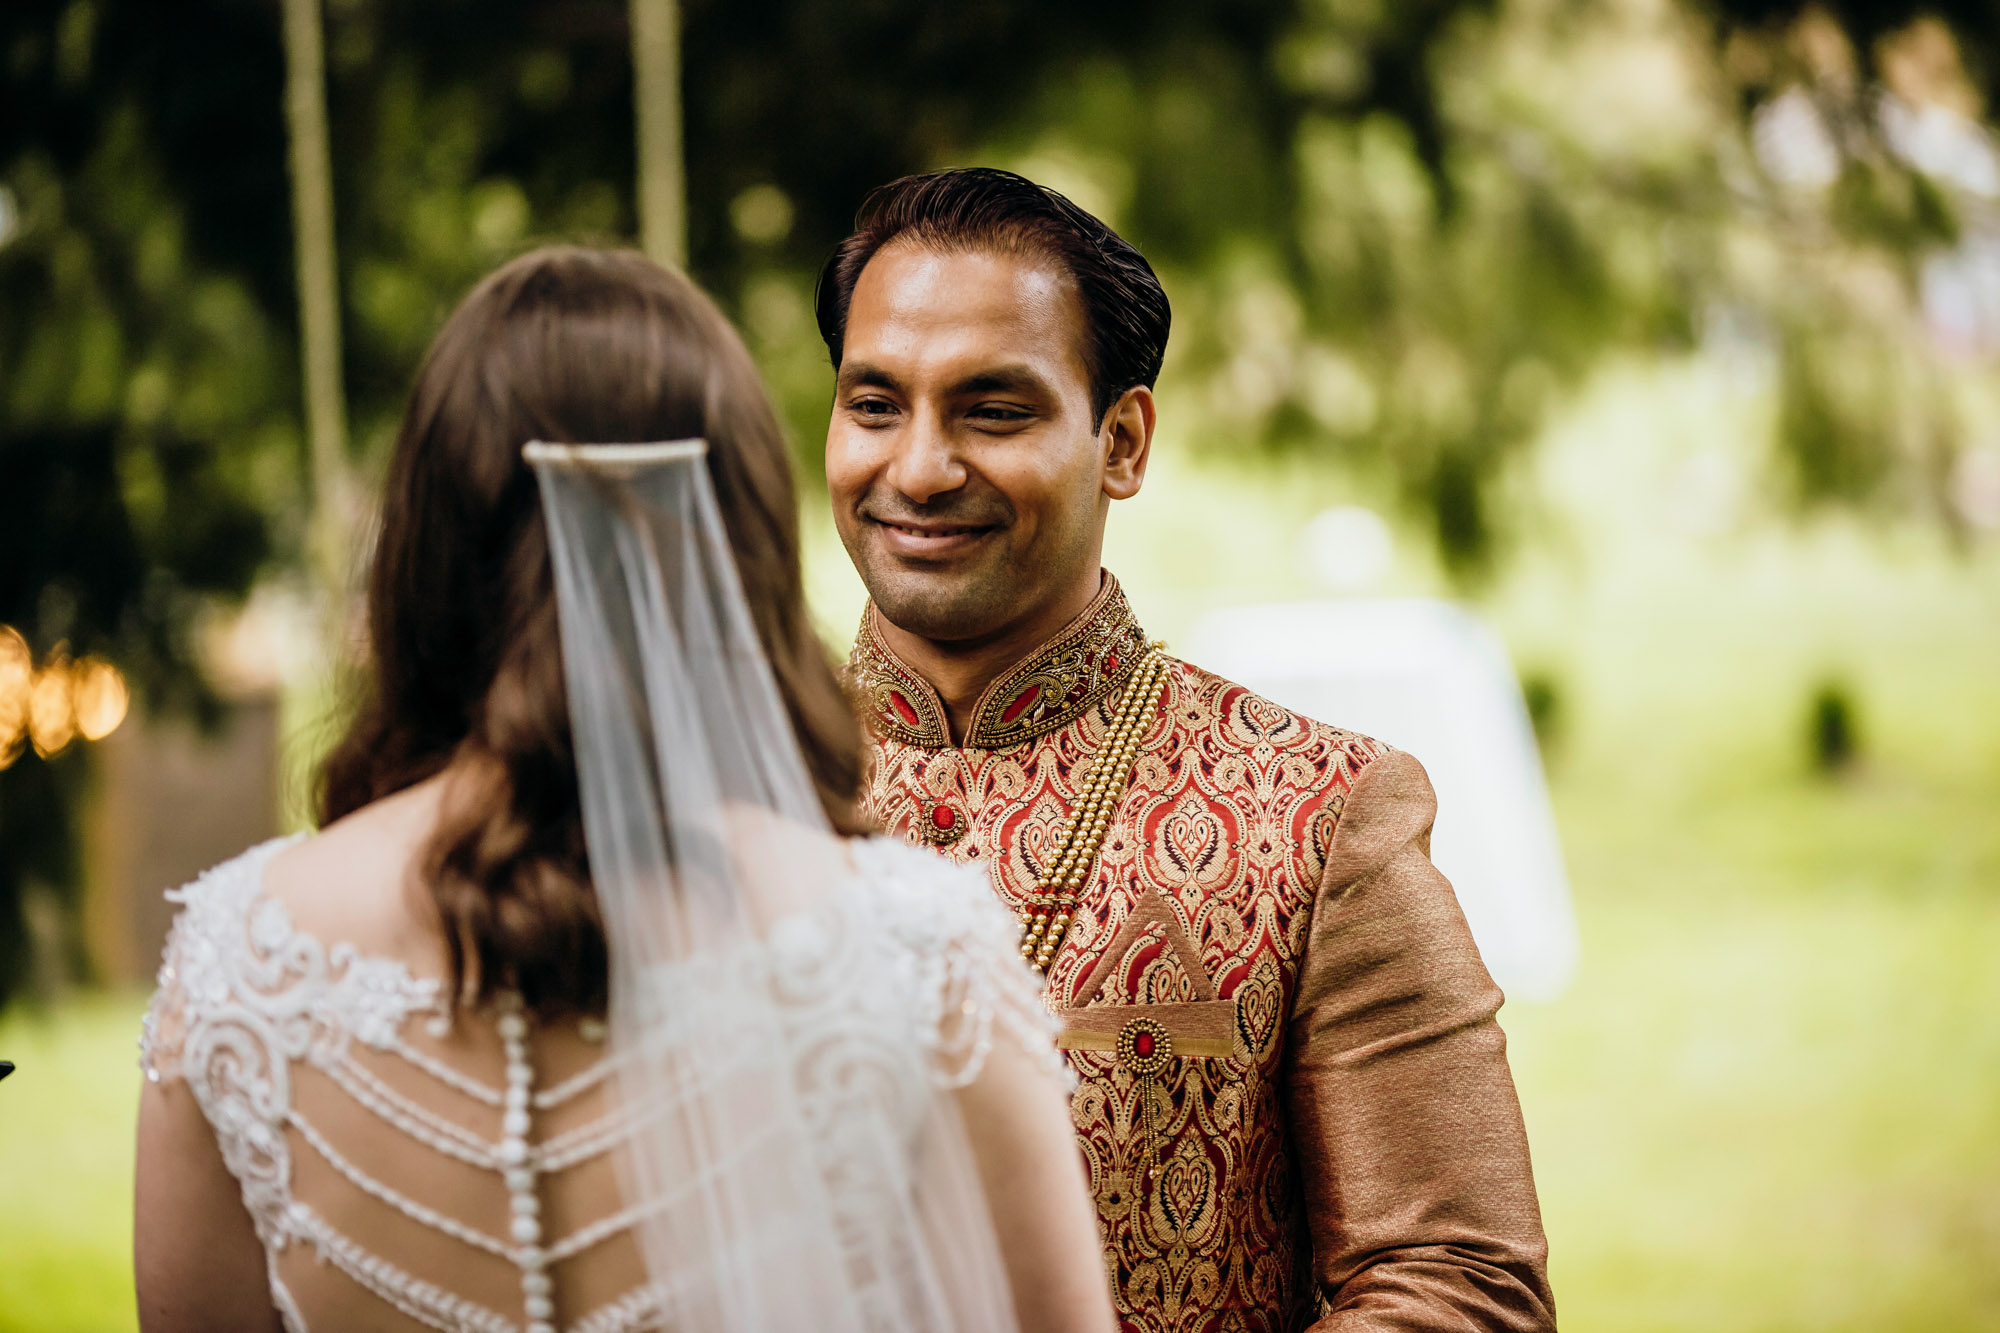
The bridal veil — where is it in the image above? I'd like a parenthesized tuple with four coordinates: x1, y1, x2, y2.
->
(527, 439, 1020, 1332)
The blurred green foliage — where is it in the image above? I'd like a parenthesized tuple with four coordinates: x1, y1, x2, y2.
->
(2, 2, 293, 996)
(4, 0, 2000, 1001)
(2, 8, 1998, 1317)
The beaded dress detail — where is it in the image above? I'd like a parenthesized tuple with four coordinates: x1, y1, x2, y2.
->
(141, 834, 1060, 1333)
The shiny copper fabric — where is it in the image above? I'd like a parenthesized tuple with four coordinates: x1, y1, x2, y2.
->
(849, 578, 1554, 1332)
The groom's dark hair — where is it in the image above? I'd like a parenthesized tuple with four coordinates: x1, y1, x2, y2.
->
(815, 167, 1171, 425)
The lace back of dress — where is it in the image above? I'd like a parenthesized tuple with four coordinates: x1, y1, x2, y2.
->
(142, 828, 1059, 1333)
(143, 436, 1049, 1333)
(141, 843, 673, 1333)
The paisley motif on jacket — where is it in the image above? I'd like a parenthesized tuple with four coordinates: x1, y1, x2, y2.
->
(863, 651, 1385, 1333)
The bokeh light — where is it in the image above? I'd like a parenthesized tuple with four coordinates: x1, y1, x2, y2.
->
(71, 658, 130, 743)
(0, 627, 130, 767)
(0, 626, 29, 768)
(28, 655, 77, 758)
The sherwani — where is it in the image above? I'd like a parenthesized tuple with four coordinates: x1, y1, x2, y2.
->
(847, 573, 1555, 1333)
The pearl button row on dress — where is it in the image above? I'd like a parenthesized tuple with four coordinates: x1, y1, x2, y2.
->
(496, 992, 557, 1333)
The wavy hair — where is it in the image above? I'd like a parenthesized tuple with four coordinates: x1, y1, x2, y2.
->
(319, 246, 867, 1019)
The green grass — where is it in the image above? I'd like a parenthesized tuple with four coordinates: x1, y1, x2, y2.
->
(0, 991, 143, 1333)
(1513, 765, 2000, 1331)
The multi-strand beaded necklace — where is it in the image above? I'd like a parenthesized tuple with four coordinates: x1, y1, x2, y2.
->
(1017, 647, 1167, 973)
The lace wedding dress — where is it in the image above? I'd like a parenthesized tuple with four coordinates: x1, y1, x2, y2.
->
(140, 831, 1057, 1333)
(140, 438, 1064, 1332)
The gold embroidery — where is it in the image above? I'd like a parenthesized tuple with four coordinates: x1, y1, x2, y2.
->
(1233, 954, 1283, 1062)
(1058, 1003, 1237, 1058)
(1072, 890, 1218, 1005)
(861, 648, 1384, 1332)
(1149, 1139, 1223, 1249)
(844, 573, 1146, 749)
(1098, 1168, 1136, 1222)
(845, 618, 950, 746)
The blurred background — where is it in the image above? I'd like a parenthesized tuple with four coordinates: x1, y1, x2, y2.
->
(3, 0, 1998, 1328)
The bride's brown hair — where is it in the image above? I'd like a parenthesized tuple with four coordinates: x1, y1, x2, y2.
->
(319, 246, 867, 1019)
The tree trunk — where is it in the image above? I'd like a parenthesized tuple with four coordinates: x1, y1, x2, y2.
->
(630, 0, 686, 269)
(280, 0, 350, 597)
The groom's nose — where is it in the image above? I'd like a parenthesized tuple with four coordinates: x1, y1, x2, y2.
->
(883, 410, 967, 504)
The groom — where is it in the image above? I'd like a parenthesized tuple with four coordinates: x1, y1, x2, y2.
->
(818, 169, 1554, 1332)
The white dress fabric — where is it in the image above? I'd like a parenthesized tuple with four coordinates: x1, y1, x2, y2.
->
(141, 832, 1061, 1333)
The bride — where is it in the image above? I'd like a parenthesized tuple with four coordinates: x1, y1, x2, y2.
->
(133, 247, 1113, 1333)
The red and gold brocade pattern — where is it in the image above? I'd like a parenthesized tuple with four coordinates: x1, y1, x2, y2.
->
(850, 595, 1387, 1332)
(848, 574, 1150, 750)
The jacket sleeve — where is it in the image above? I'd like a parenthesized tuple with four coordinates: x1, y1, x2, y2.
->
(1285, 747, 1556, 1331)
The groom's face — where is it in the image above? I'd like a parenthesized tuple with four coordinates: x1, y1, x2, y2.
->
(826, 240, 1109, 644)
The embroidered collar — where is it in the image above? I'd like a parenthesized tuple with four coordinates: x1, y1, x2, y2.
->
(845, 572, 1148, 750)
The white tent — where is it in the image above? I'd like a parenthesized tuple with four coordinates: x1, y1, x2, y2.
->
(1187, 598, 1579, 1002)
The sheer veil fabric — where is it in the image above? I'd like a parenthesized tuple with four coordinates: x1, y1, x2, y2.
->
(527, 441, 1020, 1332)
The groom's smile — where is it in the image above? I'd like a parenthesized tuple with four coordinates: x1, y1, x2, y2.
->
(860, 501, 1010, 562)
(870, 517, 1000, 560)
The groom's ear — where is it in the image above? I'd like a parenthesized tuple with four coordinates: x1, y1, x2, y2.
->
(1100, 385, 1154, 502)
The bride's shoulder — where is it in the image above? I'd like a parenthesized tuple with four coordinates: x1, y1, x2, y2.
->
(844, 835, 990, 899)
(841, 838, 1060, 1089)
(843, 837, 1015, 950)
(160, 834, 306, 941)
(165, 778, 451, 983)
(262, 780, 449, 971)
(146, 783, 451, 1078)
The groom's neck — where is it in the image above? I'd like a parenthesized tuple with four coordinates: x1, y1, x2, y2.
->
(874, 569, 1104, 744)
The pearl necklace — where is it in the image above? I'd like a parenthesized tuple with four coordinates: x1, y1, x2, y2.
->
(495, 992, 557, 1333)
(1018, 648, 1167, 973)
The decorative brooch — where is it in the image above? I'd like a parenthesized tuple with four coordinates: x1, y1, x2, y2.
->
(919, 801, 966, 847)
(1118, 1016, 1174, 1178)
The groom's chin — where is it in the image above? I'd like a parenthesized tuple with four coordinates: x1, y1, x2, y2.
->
(862, 565, 1013, 644)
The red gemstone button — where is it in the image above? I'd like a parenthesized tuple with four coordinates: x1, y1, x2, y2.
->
(887, 690, 918, 727)
(931, 804, 957, 831)
(1103, 650, 1121, 675)
(1132, 1031, 1156, 1058)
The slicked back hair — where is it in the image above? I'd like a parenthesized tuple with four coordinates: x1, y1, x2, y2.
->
(814, 167, 1171, 425)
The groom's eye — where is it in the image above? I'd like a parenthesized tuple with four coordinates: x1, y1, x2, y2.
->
(967, 403, 1033, 425)
(848, 396, 899, 422)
